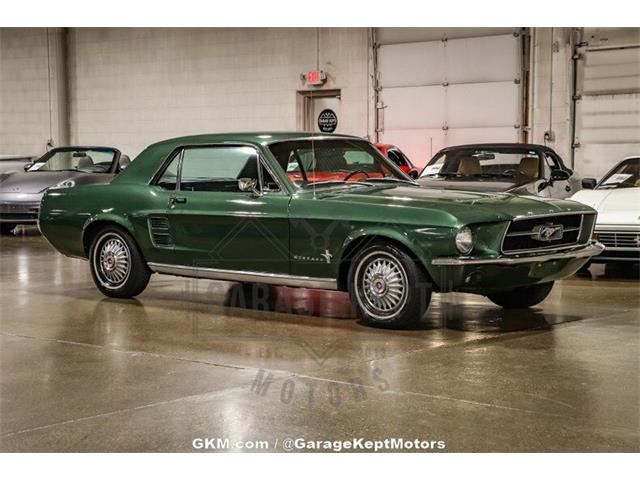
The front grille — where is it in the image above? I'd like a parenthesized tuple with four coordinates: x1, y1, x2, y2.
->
(596, 231, 640, 250)
(502, 213, 595, 254)
(148, 216, 173, 247)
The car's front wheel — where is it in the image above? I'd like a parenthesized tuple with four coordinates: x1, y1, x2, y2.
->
(348, 242, 431, 329)
(0, 223, 16, 235)
(486, 281, 554, 308)
(89, 226, 151, 298)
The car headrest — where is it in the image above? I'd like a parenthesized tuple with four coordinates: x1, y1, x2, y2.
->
(457, 157, 482, 176)
(519, 157, 539, 178)
(76, 155, 94, 169)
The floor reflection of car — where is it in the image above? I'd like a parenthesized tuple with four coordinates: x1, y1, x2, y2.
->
(0, 146, 130, 235)
(571, 156, 640, 266)
(418, 143, 582, 199)
(375, 143, 419, 179)
(0, 155, 35, 174)
(39, 133, 604, 329)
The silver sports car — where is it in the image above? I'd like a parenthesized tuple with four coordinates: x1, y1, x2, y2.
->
(0, 146, 129, 235)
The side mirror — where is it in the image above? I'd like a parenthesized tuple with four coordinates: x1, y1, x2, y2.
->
(550, 169, 570, 182)
(238, 177, 260, 195)
(118, 155, 131, 171)
(23, 162, 34, 171)
(582, 178, 597, 189)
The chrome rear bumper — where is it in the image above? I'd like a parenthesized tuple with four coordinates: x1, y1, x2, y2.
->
(432, 241, 604, 266)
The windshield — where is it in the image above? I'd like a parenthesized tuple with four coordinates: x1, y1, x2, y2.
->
(28, 148, 117, 173)
(268, 139, 410, 190)
(597, 157, 640, 189)
(421, 148, 542, 181)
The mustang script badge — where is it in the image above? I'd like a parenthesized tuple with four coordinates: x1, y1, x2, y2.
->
(533, 224, 564, 242)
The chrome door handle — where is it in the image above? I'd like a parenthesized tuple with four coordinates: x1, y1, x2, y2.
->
(168, 196, 187, 208)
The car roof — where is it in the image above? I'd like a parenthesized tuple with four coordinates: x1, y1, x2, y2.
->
(148, 132, 365, 149)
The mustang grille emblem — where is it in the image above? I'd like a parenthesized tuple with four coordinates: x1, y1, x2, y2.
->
(533, 224, 564, 242)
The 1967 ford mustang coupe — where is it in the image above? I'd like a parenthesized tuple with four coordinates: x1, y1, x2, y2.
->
(39, 133, 604, 328)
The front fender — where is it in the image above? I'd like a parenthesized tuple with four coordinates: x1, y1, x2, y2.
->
(339, 225, 451, 288)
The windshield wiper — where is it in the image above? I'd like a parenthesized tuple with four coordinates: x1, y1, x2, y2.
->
(364, 177, 417, 185)
(303, 180, 348, 188)
(424, 172, 462, 178)
(473, 173, 516, 178)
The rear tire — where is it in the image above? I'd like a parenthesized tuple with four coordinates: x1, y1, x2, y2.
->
(348, 242, 431, 329)
(89, 225, 150, 298)
(487, 282, 554, 308)
(0, 223, 16, 235)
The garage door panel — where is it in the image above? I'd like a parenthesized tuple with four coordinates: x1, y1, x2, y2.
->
(447, 82, 519, 127)
(378, 42, 444, 88)
(574, 33, 640, 174)
(446, 34, 520, 83)
(381, 129, 445, 166)
(582, 47, 640, 94)
(445, 127, 519, 146)
(381, 86, 445, 130)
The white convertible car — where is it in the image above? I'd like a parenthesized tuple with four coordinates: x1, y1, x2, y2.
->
(571, 156, 640, 265)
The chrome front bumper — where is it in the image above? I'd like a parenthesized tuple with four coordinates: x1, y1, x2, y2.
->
(432, 241, 605, 266)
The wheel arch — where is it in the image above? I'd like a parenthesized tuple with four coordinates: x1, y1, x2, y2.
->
(336, 231, 433, 292)
(82, 215, 137, 258)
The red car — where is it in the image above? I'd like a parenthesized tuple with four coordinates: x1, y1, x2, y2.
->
(374, 144, 419, 179)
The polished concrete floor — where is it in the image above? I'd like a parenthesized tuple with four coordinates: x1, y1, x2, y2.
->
(0, 229, 639, 452)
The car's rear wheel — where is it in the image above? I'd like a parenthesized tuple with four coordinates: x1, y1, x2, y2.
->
(487, 281, 554, 308)
(348, 242, 431, 329)
(0, 223, 16, 235)
(89, 226, 150, 298)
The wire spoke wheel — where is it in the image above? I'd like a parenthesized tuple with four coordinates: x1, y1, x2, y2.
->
(93, 233, 131, 289)
(355, 251, 408, 320)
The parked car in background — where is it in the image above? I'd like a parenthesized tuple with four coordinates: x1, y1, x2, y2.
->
(0, 146, 130, 235)
(375, 143, 419, 178)
(39, 133, 603, 329)
(571, 156, 640, 265)
(418, 143, 582, 199)
(0, 155, 35, 174)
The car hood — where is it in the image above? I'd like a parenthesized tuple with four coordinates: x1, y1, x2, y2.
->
(307, 184, 590, 225)
(0, 171, 107, 194)
(416, 176, 530, 193)
(571, 187, 640, 227)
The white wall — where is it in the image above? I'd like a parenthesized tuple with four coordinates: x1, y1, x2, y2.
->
(529, 27, 574, 165)
(0, 28, 67, 156)
(67, 28, 371, 157)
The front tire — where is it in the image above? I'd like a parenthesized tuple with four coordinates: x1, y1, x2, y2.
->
(0, 223, 16, 235)
(487, 282, 554, 308)
(89, 226, 150, 298)
(348, 242, 431, 329)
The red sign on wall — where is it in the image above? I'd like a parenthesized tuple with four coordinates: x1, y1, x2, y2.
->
(306, 70, 326, 86)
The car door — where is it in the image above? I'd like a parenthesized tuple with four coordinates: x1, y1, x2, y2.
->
(154, 145, 290, 274)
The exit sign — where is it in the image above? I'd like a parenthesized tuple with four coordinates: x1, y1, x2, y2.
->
(306, 70, 326, 86)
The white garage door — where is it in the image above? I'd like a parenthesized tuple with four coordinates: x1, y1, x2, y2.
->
(574, 28, 640, 179)
(376, 28, 523, 166)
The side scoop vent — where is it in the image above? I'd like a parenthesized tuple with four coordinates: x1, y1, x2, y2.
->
(148, 216, 173, 247)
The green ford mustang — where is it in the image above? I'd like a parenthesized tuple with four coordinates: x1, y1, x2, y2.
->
(39, 132, 604, 328)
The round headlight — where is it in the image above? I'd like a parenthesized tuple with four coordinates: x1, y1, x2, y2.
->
(455, 226, 474, 255)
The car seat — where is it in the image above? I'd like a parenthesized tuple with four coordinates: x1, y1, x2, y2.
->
(457, 157, 482, 176)
(519, 157, 539, 179)
(76, 155, 94, 170)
